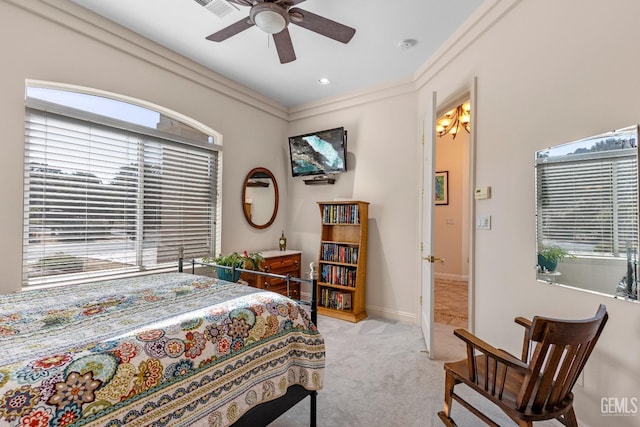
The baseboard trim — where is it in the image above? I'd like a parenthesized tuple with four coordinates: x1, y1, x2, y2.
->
(365, 305, 417, 324)
(313, 303, 417, 324)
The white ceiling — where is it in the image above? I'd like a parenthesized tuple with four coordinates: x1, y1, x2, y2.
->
(69, 0, 485, 108)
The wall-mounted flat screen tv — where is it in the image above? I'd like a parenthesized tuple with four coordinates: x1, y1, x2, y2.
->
(288, 127, 347, 177)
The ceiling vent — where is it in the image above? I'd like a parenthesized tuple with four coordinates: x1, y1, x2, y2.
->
(194, 0, 238, 19)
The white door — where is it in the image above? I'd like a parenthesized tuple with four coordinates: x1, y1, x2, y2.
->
(421, 91, 438, 357)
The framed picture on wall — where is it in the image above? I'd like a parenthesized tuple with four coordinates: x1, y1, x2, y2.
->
(435, 171, 449, 205)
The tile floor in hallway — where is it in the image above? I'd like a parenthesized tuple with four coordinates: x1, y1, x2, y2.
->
(434, 278, 468, 327)
(433, 278, 469, 361)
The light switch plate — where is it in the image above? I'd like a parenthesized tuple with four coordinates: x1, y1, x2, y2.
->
(476, 215, 491, 230)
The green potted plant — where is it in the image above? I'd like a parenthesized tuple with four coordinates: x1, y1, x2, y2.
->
(203, 251, 264, 282)
(240, 250, 265, 271)
(537, 246, 572, 272)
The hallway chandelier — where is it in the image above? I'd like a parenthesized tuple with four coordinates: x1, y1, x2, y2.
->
(436, 101, 471, 139)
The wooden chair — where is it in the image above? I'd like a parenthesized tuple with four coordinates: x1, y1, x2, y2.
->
(438, 304, 608, 427)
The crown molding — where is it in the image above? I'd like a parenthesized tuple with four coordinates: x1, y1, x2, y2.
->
(413, 0, 523, 90)
(289, 0, 522, 119)
(8, 0, 522, 122)
(8, 0, 290, 120)
(288, 75, 417, 121)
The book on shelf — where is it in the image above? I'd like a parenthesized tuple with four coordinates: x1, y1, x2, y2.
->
(322, 204, 360, 224)
(320, 288, 352, 310)
(337, 292, 352, 310)
(320, 243, 359, 264)
(320, 264, 357, 287)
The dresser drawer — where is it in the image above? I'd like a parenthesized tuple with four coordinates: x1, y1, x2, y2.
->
(263, 256, 300, 274)
(241, 251, 302, 298)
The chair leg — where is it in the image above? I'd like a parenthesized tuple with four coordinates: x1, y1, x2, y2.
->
(437, 371, 457, 425)
(556, 408, 578, 427)
(442, 371, 456, 417)
(438, 410, 458, 426)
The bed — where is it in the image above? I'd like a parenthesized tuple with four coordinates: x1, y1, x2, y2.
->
(0, 261, 323, 427)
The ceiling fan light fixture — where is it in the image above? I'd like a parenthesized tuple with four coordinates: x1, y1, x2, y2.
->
(207, 1, 357, 64)
(251, 3, 289, 34)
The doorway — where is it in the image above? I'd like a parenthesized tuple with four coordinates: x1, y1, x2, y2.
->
(432, 104, 470, 361)
(420, 83, 476, 361)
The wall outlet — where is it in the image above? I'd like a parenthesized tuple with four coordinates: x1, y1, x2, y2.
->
(476, 215, 491, 230)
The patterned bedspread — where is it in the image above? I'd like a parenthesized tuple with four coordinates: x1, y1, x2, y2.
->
(0, 273, 324, 426)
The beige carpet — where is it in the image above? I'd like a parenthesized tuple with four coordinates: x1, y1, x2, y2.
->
(269, 315, 560, 427)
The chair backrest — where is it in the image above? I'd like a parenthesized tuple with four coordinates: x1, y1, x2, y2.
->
(516, 304, 608, 413)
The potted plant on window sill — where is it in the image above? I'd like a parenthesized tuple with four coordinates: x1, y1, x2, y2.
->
(537, 246, 572, 272)
(203, 251, 265, 282)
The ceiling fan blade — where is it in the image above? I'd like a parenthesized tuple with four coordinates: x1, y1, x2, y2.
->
(273, 28, 296, 63)
(289, 7, 355, 44)
(206, 17, 254, 42)
(273, 0, 306, 6)
(226, 0, 253, 7)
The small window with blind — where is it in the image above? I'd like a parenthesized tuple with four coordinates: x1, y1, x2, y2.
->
(23, 85, 222, 287)
(536, 126, 638, 258)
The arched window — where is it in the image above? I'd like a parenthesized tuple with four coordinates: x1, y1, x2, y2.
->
(23, 84, 222, 287)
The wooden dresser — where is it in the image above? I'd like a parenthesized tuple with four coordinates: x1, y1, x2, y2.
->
(242, 250, 301, 298)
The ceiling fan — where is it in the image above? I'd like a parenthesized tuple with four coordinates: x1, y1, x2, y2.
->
(206, 0, 356, 64)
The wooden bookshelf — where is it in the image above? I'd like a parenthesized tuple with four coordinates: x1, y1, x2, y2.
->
(317, 201, 368, 322)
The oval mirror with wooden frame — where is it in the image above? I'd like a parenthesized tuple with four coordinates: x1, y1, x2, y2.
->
(242, 167, 279, 229)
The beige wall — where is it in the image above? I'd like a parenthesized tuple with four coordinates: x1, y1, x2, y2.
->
(2, 0, 639, 425)
(434, 131, 469, 279)
(289, 0, 640, 424)
(0, 0, 290, 294)
(287, 93, 420, 319)
(414, 0, 640, 425)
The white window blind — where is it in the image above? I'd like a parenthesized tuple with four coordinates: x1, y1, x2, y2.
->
(24, 106, 220, 287)
(536, 149, 638, 257)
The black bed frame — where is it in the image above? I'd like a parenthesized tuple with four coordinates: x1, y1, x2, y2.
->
(178, 258, 319, 427)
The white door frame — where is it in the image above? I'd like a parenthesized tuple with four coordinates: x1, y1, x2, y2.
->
(420, 77, 477, 358)
(420, 91, 437, 356)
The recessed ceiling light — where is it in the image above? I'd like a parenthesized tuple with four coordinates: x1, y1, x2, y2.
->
(398, 39, 417, 49)
(318, 78, 331, 85)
